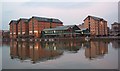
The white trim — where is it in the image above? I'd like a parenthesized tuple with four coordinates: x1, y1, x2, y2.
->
(34, 31, 38, 33)
(22, 32, 25, 34)
(13, 32, 16, 34)
(18, 32, 20, 34)
(29, 31, 32, 33)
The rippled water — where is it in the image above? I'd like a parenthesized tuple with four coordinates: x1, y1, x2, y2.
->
(2, 39, 119, 69)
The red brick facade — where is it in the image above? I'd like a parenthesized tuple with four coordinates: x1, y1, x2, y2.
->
(29, 16, 63, 38)
(9, 16, 63, 39)
(84, 16, 108, 36)
(9, 20, 18, 39)
(17, 19, 28, 38)
(111, 22, 120, 36)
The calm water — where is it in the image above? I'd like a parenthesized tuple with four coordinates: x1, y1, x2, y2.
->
(2, 39, 119, 69)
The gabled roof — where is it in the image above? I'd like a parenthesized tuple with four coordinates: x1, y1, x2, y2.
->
(91, 16, 102, 20)
(32, 16, 63, 23)
(18, 18, 28, 23)
(84, 15, 107, 22)
(32, 16, 48, 22)
(80, 28, 87, 30)
(43, 25, 78, 31)
(52, 18, 62, 23)
(9, 20, 17, 25)
(112, 22, 120, 25)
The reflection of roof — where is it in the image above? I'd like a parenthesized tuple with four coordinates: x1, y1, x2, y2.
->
(43, 25, 76, 31)
(32, 16, 63, 23)
(9, 20, 17, 25)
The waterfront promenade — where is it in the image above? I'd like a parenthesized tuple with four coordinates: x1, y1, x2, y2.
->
(2, 36, 120, 42)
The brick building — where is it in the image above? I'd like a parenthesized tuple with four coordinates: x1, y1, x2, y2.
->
(2, 30, 10, 38)
(42, 25, 80, 38)
(111, 22, 120, 36)
(83, 15, 108, 36)
(9, 20, 18, 39)
(78, 23, 84, 29)
(17, 18, 29, 38)
(28, 16, 63, 38)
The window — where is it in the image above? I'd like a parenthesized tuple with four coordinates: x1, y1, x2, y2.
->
(45, 31, 48, 33)
(22, 32, 25, 34)
(13, 32, 16, 34)
(18, 32, 20, 34)
(54, 30, 56, 33)
(88, 17, 90, 20)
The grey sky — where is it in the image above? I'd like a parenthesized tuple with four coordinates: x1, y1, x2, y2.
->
(2, 2, 118, 30)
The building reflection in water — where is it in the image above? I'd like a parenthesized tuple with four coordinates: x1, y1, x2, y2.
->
(111, 40, 120, 49)
(85, 40, 109, 60)
(10, 39, 83, 63)
(10, 39, 112, 63)
(10, 41, 64, 64)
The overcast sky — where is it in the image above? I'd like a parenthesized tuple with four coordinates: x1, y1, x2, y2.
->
(1, 1, 119, 30)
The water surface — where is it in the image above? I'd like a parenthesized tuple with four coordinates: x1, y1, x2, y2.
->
(2, 39, 119, 69)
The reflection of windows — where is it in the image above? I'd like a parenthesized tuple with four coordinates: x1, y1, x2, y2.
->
(23, 44, 25, 48)
(30, 45, 33, 49)
(54, 47, 56, 50)
(18, 44, 21, 47)
(35, 44, 39, 49)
